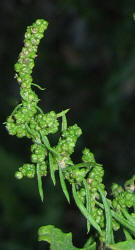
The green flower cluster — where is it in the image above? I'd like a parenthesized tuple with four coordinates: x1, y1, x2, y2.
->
(31, 111, 59, 136)
(64, 154, 106, 231)
(31, 143, 47, 176)
(15, 164, 35, 179)
(112, 219, 120, 231)
(6, 19, 48, 140)
(31, 143, 47, 163)
(65, 167, 87, 184)
(88, 164, 104, 194)
(88, 165, 105, 228)
(15, 19, 48, 87)
(112, 183, 135, 210)
(15, 143, 48, 179)
(92, 207, 104, 228)
(77, 188, 86, 203)
(82, 148, 95, 163)
(65, 148, 96, 184)
(6, 19, 50, 181)
(110, 182, 135, 232)
(54, 124, 82, 169)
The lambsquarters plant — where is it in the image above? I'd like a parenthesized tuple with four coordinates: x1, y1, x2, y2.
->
(5, 19, 135, 250)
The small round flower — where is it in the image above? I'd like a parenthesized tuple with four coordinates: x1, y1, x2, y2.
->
(19, 163, 35, 178)
(112, 219, 120, 231)
(15, 171, 23, 179)
(6, 118, 17, 135)
(37, 162, 47, 176)
(82, 148, 95, 163)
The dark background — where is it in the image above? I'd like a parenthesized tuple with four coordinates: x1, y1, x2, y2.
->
(1, 0, 135, 249)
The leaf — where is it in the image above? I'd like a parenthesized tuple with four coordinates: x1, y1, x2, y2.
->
(38, 225, 96, 250)
(107, 240, 135, 250)
(123, 229, 133, 241)
(40, 132, 58, 155)
(83, 236, 96, 249)
(37, 164, 44, 202)
(83, 179, 91, 233)
(59, 166, 70, 203)
(31, 82, 45, 90)
(98, 187, 114, 245)
(62, 114, 67, 131)
(37, 106, 44, 114)
(57, 109, 70, 118)
(85, 242, 96, 250)
(49, 153, 56, 185)
(72, 183, 102, 235)
(111, 210, 135, 235)
(122, 208, 135, 227)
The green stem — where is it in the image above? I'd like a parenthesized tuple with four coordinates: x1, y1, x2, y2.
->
(65, 162, 93, 171)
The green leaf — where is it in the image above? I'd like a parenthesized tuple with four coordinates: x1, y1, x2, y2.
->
(37, 106, 44, 114)
(72, 183, 102, 235)
(98, 187, 114, 245)
(40, 132, 58, 155)
(57, 109, 70, 118)
(83, 179, 91, 233)
(25, 123, 36, 140)
(83, 236, 96, 249)
(123, 229, 133, 241)
(31, 83, 45, 90)
(62, 114, 68, 131)
(37, 164, 44, 202)
(38, 225, 96, 250)
(59, 166, 70, 203)
(122, 208, 135, 227)
(49, 152, 56, 185)
(107, 240, 135, 250)
(111, 210, 135, 235)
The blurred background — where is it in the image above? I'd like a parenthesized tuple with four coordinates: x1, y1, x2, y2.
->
(1, 0, 135, 249)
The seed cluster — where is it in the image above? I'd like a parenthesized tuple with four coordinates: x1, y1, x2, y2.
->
(87, 163, 105, 228)
(54, 124, 82, 169)
(112, 183, 135, 211)
(6, 19, 48, 140)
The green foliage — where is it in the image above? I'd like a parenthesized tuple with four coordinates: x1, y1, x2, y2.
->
(107, 240, 135, 250)
(38, 225, 96, 250)
(5, 18, 135, 249)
